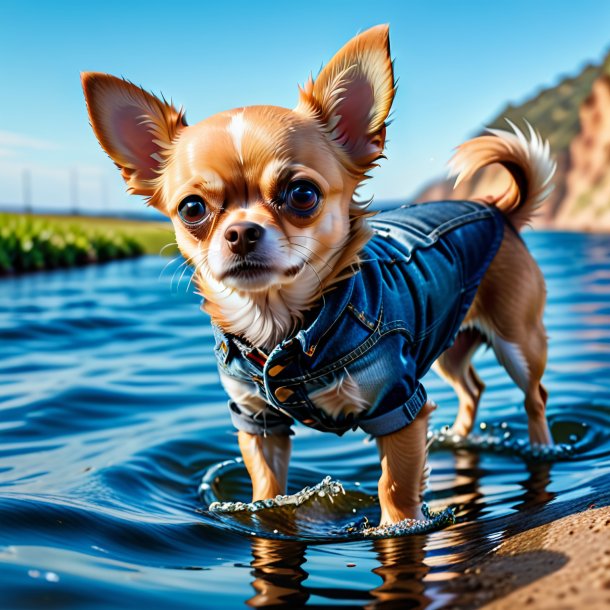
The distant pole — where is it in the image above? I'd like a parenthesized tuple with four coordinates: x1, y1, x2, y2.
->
(22, 168, 32, 214)
(70, 168, 79, 215)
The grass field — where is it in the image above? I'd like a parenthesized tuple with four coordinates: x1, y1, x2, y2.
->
(0, 212, 178, 273)
(27, 213, 177, 255)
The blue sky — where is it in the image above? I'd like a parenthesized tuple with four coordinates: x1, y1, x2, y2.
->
(1, 0, 609, 216)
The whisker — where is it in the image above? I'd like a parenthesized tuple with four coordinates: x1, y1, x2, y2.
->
(159, 241, 178, 255)
(304, 259, 326, 310)
(170, 259, 189, 291)
(287, 235, 347, 250)
(178, 258, 195, 287)
(159, 255, 182, 280)
(187, 248, 207, 293)
(282, 239, 335, 274)
(169, 251, 201, 291)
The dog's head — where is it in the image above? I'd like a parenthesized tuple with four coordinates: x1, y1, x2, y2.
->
(82, 25, 395, 345)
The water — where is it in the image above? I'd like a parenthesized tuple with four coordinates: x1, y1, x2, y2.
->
(1, 232, 609, 609)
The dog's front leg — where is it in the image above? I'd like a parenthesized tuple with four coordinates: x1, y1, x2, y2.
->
(376, 401, 435, 525)
(238, 431, 291, 501)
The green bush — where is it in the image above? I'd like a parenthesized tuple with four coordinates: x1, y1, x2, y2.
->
(0, 214, 145, 274)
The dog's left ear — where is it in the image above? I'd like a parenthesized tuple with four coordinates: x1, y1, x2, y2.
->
(296, 24, 395, 170)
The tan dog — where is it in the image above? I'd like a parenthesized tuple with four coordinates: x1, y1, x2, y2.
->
(82, 25, 555, 525)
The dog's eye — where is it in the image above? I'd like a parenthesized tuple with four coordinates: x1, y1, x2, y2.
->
(285, 180, 321, 215)
(178, 195, 208, 225)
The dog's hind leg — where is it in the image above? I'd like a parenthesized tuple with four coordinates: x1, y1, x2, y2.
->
(492, 325, 553, 446)
(434, 328, 485, 436)
(470, 230, 553, 447)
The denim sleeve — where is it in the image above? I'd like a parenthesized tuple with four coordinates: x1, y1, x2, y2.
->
(358, 383, 427, 436)
(228, 401, 295, 437)
(345, 330, 429, 437)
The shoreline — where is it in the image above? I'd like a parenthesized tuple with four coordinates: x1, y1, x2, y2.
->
(447, 505, 610, 609)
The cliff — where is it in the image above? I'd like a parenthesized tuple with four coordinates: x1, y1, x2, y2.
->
(415, 52, 610, 230)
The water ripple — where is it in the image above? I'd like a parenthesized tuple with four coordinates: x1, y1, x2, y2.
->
(1, 236, 610, 608)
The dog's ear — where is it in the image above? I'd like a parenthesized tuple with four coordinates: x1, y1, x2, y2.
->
(81, 72, 186, 201)
(296, 24, 395, 171)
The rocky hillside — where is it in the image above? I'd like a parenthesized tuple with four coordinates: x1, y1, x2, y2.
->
(415, 51, 610, 230)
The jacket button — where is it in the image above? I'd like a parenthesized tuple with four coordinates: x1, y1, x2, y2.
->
(268, 364, 286, 377)
(274, 387, 294, 402)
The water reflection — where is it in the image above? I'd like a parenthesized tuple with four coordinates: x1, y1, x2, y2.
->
(248, 539, 309, 608)
(242, 446, 561, 608)
(368, 536, 429, 609)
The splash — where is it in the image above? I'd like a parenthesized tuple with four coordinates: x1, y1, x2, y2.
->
(199, 422, 585, 541)
(200, 461, 455, 540)
(427, 421, 577, 461)
(207, 475, 346, 514)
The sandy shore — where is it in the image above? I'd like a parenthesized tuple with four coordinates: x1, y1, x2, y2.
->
(447, 505, 610, 609)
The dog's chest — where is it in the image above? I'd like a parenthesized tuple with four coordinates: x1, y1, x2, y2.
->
(219, 369, 371, 423)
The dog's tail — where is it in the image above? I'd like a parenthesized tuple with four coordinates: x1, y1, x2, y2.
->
(447, 120, 556, 230)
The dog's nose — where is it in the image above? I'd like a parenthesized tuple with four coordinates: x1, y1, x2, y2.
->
(224, 222, 265, 256)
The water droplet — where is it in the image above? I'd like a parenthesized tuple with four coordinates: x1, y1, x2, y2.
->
(45, 572, 59, 583)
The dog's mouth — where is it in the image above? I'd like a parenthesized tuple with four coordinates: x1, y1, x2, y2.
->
(220, 261, 274, 281)
(218, 259, 306, 290)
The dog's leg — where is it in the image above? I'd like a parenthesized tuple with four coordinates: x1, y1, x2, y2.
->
(522, 325, 553, 446)
(376, 401, 436, 525)
(238, 431, 291, 501)
(472, 230, 553, 446)
(525, 382, 551, 446)
(434, 329, 484, 436)
(491, 325, 553, 446)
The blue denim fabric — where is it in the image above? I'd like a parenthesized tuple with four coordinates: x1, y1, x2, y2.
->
(214, 200, 506, 437)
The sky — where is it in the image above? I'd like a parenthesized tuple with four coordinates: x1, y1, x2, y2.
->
(1, 0, 609, 217)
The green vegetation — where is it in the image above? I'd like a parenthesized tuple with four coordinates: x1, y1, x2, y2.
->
(487, 51, 610, 153)
(0, 213, 177, 274)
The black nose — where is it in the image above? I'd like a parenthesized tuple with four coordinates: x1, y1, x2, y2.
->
(224, 222, 265, 256)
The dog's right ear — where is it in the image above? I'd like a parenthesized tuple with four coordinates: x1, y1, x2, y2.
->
(295, 25, 395, 173)
(81, 72, 186, 202)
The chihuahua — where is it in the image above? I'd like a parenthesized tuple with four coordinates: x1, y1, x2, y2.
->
(82, 25, 555, 525)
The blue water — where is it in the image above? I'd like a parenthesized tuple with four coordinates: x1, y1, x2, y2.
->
(1, 232, 609, 609)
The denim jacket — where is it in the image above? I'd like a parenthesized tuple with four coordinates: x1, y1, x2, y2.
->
(213, 200, 505, 437)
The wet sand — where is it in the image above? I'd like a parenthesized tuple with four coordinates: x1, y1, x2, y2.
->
(449, 505, 610, 609)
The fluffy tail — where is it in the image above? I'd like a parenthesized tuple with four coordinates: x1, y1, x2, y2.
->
(448, 120, 556, 229)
